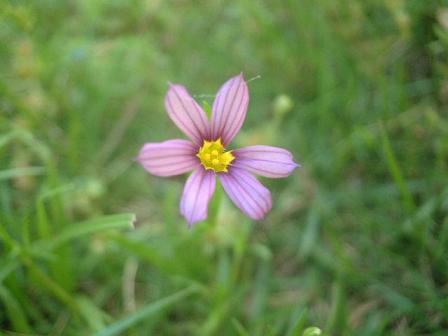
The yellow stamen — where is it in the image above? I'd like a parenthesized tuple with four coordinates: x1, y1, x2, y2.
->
(196, 138, 235, 173)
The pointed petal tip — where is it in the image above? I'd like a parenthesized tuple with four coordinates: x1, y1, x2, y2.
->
(236, 72, 247, 84)
(165, 83, 211, 145)
(134, 156, 148, 165)
(167, 82, 182, 90)
(167, 82, 186, 91)
(252, 211, 268, 221)
(186, 214, 207, 228)
(250, 204, 272, 221)
(211, 74, 249, 145)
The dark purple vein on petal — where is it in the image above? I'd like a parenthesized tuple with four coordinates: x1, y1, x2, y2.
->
(225, 172, 264, 218)
(189, 171, 206, 222)
(182, 170, 201, 215)
(223, 88, 245, 145)
(232, 165, 275, 176)
(151, 163, 199, 175)
(211, 86, 223, 139)
(216, 78, 237, 140)
(232, 171, 269, 212)
(234, 177, 265, 218)
(235, 158, 297, 166)
(170, 88, 204, 141)
(215, 79, 234, 138)
(145, 158, 198, 169)
(191, 100, 209, 139)
(220, 78, 243, 145)
(140, 150, 196, 160)
(166, 96, 201, 144)
(170, 88, 205, 143)
(224, 90, 248, 145)
(221, 174, 256, 218)
(231, 163, 289, 177)
(236, 148, 292, 156)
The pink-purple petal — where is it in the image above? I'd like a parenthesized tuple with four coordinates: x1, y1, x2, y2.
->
(137, 139, 199, 177)
(211, 74, 249, 146)
(219, 167, 272, 220)
(165, 84, 211, 145)
(232, 145, 299, 178)
(180, 168, 216, 226)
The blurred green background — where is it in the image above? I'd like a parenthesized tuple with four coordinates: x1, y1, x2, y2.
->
(1, 0, 448, 335)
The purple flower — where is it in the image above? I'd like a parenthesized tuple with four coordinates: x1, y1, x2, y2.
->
(137, 74, 299, 227)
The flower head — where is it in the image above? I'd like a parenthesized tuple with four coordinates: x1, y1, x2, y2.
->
(137, 74, 299, 226)
(196, 138, 234, 173)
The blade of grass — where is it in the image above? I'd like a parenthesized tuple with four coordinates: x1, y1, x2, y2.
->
(94, 286, 200, 336)
(0, 284, 31, 332)
(299, 205, 320, 258)
(77, 296, 111, 332)
(303, 327, 322, 336)
(286, 309, 308, 336)
(0, 167, 45, 181)
(108, 234, 176, 274)
(326, 281, 347, 335)
(248, 258, 270, 329)
(231, 318, 250, 336)
(380, 123, 415, 213)
(0, 253, 21, 283)
(21, 256, 80, 315)
(0, 131, 16, 149)
(33, 213, 135, 250)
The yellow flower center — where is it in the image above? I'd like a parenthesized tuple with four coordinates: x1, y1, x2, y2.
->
(197, 138, 235, 173)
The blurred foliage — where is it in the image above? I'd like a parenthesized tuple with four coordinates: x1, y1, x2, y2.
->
(1, 0, 448, 335)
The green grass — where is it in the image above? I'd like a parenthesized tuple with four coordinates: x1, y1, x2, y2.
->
(1, 0, 448, 335)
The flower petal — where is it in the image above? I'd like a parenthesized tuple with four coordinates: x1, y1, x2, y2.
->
(219, 167, 272, 220)
(165, 84, 210, 145)
(137, 139, 199, 177)
(211, 74, 249, 146)
(232, 146, 299, 178)
(180, 168, 216, 226)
